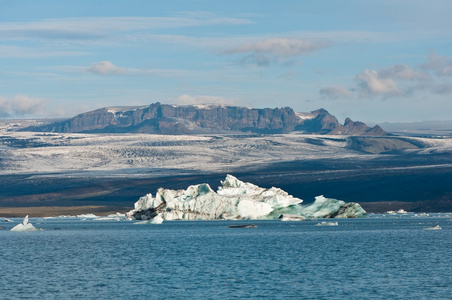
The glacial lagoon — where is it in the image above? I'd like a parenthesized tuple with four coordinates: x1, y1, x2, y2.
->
(1, 214, 451, 299)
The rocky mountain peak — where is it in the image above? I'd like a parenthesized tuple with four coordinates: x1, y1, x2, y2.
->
(22, 102, 387, 136)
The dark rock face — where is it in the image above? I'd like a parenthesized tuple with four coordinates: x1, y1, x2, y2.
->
(24, 103, 387, 136)
(29, 103, 301, 134)
(296, 109, 387, 136)
(295, 109, 341, 134)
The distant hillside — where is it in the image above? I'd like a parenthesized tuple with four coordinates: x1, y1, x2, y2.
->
(23, 102, 387, 136)
(380, 121, 452, 137)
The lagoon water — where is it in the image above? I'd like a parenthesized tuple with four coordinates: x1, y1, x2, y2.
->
(1, 216, 451, 299)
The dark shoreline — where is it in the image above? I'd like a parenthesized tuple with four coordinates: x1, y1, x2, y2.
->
(1, 155, 451, 215)
(0, 206, 130, 218)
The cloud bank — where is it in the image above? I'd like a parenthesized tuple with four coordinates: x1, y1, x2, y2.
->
(0, 95, 46, 118)
(321, 53, 452, 100)
(223, 38, 331, 66)
(421, 52, 452, 77)
(88, 61, 127, 75)
(320, 86, 352, 99)
(171, 94, 239, 106)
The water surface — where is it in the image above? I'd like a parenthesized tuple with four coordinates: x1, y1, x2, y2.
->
(1, 216, 451, 299)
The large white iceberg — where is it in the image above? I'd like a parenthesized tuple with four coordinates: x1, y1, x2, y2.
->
(127, 175, 366, 221)
(10, 215, 40, 232)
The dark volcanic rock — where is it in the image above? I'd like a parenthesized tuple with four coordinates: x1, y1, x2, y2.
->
(296, 109, 387, 136)
(26, 103, 301, 134)
(330, 117, 387, 136)
(23, 103, 387, 136)
(296, 108, 341, 134)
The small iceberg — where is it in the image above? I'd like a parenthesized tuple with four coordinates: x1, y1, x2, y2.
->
(423, 224, 442, 230)
(315, 221, 339, 226)
(77, 214, 98, 219)
(228, 224, 257, 228)
(413, 213, 430, 217)
(3, 218, 13, 222)
(93, 217, 122, 221)
(10, 215, 41, 232)
(279, 214, 306, 221)
(386, 209, 409, 215)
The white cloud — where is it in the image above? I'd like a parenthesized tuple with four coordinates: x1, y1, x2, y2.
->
(171, 94, 239, 106)
(343, 55, 452, 99)
(355, 69, 400, 97)
(320, 86, 352, 99)
(223, 38, 331, 66)
(88, 61, 126, 75)
(421, 52, 452, 76)
(379, 64, 427, 80)
(225, 38, 330, 57)
(0, 95, 46, 118)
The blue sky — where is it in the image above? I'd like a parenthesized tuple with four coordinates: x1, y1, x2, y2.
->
(1, 0, 451, 123)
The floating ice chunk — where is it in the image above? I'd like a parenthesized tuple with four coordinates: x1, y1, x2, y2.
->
(386, 209, 409, 215)
(298, 196, 366, 219)
(93, 217, 122, 221)
(279, 214, 306, 221)
(107, 212, 125, 218)
(423, 224, 442, 230)
(413, 213, 430, 217)
(228, 224, 257, 228)
(315, 221, 339, 226)
(77, 214, 98, 219)
(10, 215, 41, 232)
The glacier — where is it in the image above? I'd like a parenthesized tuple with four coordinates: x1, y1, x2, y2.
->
(127, 175, 366, 221)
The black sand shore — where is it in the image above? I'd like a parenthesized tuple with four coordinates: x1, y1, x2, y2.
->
(1, 154, 451, 216)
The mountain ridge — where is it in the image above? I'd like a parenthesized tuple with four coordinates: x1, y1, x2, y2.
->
(23, 102, 387, 136)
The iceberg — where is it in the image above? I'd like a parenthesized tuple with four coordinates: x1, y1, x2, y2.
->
(127, 175, 366, 221)
(128, 175, 302, 221)
(423, 224, 442, 230)
(10, 215, 40, 232)
(295, 195, 366, 219)
(316, 221, 339, 226)
(279, 214, 306, 221)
